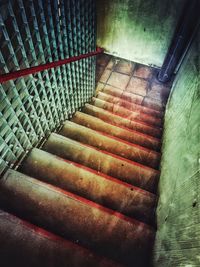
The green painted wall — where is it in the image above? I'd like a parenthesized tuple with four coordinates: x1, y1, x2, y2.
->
(97, 0, 186, 67)
(153, 28, 200, 266)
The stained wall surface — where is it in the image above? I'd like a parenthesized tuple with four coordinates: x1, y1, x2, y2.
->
(97, 0, 186, 67)
(153, 28, 200, 266)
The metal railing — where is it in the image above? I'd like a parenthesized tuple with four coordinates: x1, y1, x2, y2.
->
(0, 47, 103, 83)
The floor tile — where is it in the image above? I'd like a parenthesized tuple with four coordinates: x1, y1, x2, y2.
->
(126, 77, 148, 96)
(107, 72, 130, 90)
(134, 65, 153, 79)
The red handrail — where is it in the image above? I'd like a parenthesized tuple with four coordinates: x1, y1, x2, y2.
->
(0, 47, 104, 83)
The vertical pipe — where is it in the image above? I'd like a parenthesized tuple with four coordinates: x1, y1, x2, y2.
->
(158, 0, 200, 83)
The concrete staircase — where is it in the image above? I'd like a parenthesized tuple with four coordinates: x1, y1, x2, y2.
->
(0, 61, 166, 267)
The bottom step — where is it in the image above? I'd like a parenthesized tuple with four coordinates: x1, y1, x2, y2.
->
(0, 209, 123, 267)
(0, 169, 155, 266)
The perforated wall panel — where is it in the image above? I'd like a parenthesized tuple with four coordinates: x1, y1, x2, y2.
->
(0, 0, 96, 175)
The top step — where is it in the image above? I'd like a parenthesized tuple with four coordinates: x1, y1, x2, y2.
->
(96, 91, 163, 119)
(102, 86, 164, 112)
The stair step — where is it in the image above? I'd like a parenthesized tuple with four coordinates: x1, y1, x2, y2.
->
(97, 91, 163, 119)
(91, 97, 162, 127)
(83, 104, 162, 138)
(60, 121, 161, 169)
(0, 170, 155, 266)
(102, 86, 164, 111)
(0, 209, 122, 267)
(72, 112, 161, 151)
(43, 133, 159, 193)
(102, 86, 144, 105)
(20, 148, 156, 224)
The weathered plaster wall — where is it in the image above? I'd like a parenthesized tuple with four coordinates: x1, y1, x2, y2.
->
(153, 28, 200, 266)
(97, 0, 186, 67)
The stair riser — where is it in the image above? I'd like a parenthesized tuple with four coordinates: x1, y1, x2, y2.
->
(83, 104, 162, 138)
(0, 210, 121, 267)
(60, 121, 161, 169)
(97, 92, 163, 119)
(0, 170, 155, 265)
(103, 87, 164, 112)
(72, 112, 161, 151)
(43, 134, 159, 193)
(21, 149, 156, 224)
(92, 97, 162, 127)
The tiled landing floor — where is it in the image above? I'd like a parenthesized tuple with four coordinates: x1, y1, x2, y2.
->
(96, 54, 172, 110)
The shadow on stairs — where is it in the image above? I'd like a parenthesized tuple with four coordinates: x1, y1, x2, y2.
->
(0, 54, 172, 267)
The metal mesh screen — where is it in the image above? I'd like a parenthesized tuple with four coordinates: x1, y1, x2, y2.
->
(0, 0, 96, 176)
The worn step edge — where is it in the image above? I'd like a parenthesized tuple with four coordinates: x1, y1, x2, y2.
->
(102, 86, 164, 112)
(72, 111, 161, 151)
(0, 209, 123, 267)
(83, 104, 162, 138)
(20, 148, 157, 224)
(0, 170, 155, 265)
(92, 96, 162, 127)
(60, 120, 161, 169)
(97, 91, 163, 119)
(43, 133, 159, 193)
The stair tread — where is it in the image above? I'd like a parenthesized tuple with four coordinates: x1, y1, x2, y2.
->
(92, 97, 163, 128)
(83, 103, 162, 138)
(72, 111, 161, 151)
(97, 91, 163, 119)
(4, 170, 151, 226)
(23, 148, 156, 197)
(20, 148, 156, 224)
(60, 120, 161, 169)
(63, 120, 161, 155)
(49, 133, 160, 173)
(42, 133, 159, 193)
(102, 85, 164, 111)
